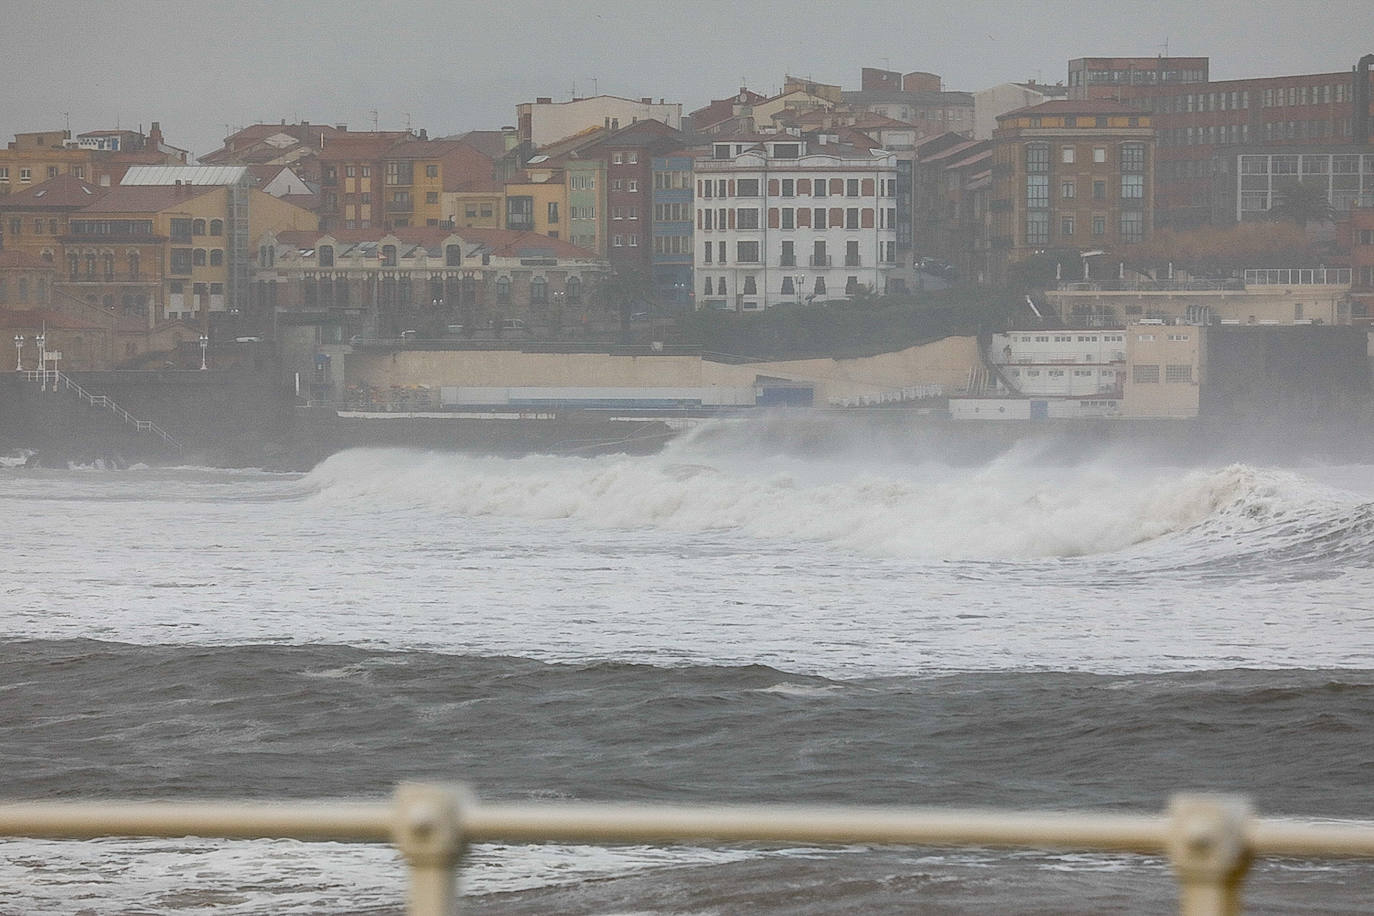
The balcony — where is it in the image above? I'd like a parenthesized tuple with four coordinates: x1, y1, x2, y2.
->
(844, 256, 862, 267)
(810, 255, 831, 267)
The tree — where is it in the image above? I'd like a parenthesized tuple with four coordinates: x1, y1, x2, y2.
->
(1267, 181, 1336, 228)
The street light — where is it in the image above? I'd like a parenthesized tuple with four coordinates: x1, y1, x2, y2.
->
(36, 332, 46, 390)
(199, 334, 209, 371)
(13, 335, 23, 371)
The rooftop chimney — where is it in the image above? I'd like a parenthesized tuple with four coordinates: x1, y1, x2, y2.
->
(641, 97, 652, 104)
(536, 97, 552, 105)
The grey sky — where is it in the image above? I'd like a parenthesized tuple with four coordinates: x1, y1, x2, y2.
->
(7, 0, 1373, 159)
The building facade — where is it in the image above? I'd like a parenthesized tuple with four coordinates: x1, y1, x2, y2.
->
(517, 95, 682, 148)
(1068, 57, 1209, 101)
(990, 101, 1155, 280)
(692, 136, 899, 310)
(256, 227, 609, 340)
(651, 153, 694, 307)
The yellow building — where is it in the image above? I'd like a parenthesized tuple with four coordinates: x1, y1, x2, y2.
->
(504, 165, 569, 240)
(0, 125, 188, 196)
(383, 139, 502, 229)
(1121, 321, 1203, 418)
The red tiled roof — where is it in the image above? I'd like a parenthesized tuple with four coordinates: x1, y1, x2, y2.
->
(448, 130, 508, 159)
(946, 149, 993, 170)
(0, 174, 107, 209)
(78, 185, 216, 214)
(920, 138, 987, 163)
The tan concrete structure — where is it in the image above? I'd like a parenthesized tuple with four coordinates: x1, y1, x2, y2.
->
(343, 335, 979, 407)
(1047, 269, 1354, 326)
(1121, 321, 1203, 418)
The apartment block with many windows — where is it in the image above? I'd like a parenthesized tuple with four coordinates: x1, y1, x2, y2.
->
(989, 101, 1154, 281)
(693, 136, 899, 310)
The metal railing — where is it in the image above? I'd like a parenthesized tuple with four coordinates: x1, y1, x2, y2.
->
(3, 786, 1374, 915)
(1243, 267, 1352, 286)
(23, 369, 183, 452)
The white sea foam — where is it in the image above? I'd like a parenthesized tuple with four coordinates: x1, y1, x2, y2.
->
(299, 447, 1349, 561)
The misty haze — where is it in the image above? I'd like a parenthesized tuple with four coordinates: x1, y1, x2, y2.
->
(2, 3, 1374, 913)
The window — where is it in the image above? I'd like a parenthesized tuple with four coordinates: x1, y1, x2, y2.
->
(846, 179, 860, 196)
(19, 168, 31, 183)
(426, 191, 439, 204)
(565, 275, 581, 304)
(1061, 146, 1075, 164)
(103, 253, 115, 280)
(128, 253, 140, 279)
(743, 275, 757, 295)
(845, 208, 859, 230)
(1026, 211, 1049, 245)
(193, 249, 207, 267)
(319, 245, 334, 267)
(627, 234, 637, 247)
(210, 250, 223, 266)
(781, 276, 795, 295)
(1027, 175, 1049, 208)
(773, 143, 800, 159)
(193, 219, 206, 236)
(612, 234, 623, 247)
(813, 208, 827, 230)
(1093, 147, 1106, 163)
(1133, 365, 1160, 384)
(381, 245, 397, 267)
(1061, 215, 1074, 236)
(530, 276, 548, 304)
(170, 248, 193, 274)
(736, 241, 760, 262)
(425, 164, 438, 178)
(1121, 144, 1145, 172)
(703, 241, 713, 263)
(737, 179, 759, 196)
(1121, 174, 1145, 199)
(781, 208, 794, 230)
(1026, 145, 1049, 172)
(845, 240, 860, 267)
(728, 207, 757, 230)
(209, 219, 222, 236)
(548, 201, 559, 223)
(1092, 180, 1106, 200)
(1120, 211, 1144, 243)
(1092, 216, 1106, 237)
(780, 240, 795, 266)
(47, 166, 58, 179)
(612, 152, 624, 165)
(718, 241, 726, 264)
(781, 179, 794, 197)
(813, 276, 826, 295)
(1061, 180, 1076, 199)
(170, 218, 192, 242)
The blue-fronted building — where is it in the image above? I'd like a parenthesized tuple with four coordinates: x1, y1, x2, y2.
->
(651, 152, 694, 309)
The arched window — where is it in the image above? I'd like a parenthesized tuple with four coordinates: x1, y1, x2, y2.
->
(381, 245, 397, 267)
(193, 219, 206, 236)
(445, 244, 461, 267)
(41, 249, 54, 263)
(565, 275, 581, 304)
(128, 252, 140, 279)
(103, 253, 115, 280)
(68, 252, 78, 279)
(48, 219, 57, 234)
(318, 245, 334, 267)
(85, 253, 97, 279)
(530, 276, 548, 305)
(193, 249, 206, 266)
(496, 276, 511, 304)
(210, 250, 223, 266)
(209, 219, 223, 236)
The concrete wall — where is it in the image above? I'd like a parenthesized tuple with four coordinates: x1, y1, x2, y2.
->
(1048, 286, 1350, 325)
(344, 336, 980, 405)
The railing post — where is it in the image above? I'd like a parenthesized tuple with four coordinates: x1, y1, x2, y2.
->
(1166, 794, 1253, 916)
(392, 783, 469, 916)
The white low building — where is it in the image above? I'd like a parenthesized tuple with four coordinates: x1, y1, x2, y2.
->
(991, 329, 1126, 398)
(693, 136, 899, 310)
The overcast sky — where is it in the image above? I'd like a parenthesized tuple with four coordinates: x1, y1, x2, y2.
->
(8, 0, 1373, 159)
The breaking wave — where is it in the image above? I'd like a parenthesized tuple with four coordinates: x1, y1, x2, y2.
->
(299, 440, 1368, 562)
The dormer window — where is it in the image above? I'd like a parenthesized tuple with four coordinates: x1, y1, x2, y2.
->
(319, 245, 334, 267)
(713, 144, 732, 160)
(445, 244, 461, 267)
(381, 244, 397, 267)
(772, 143, 800, 159)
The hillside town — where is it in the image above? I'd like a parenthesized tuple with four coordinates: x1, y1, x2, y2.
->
(2, 52, 1374, 441)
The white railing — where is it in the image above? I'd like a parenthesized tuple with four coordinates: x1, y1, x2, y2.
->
(828, 384, 945, 407)
(3, 786, 1374, 915)
(23, 370, 183, 451)
(1243, 268, 1352, 286)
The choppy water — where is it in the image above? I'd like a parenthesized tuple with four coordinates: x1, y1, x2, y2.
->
(2, 419, 1373, 913)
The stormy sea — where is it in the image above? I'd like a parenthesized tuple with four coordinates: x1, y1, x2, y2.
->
(2, 417, 1372, 914)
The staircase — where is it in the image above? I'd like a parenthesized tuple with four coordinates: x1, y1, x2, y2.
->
(23, 369, 184, 453)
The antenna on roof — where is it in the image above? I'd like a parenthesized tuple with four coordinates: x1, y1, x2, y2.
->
(592, 77, 598, 96)
(369, 110, 378, 132)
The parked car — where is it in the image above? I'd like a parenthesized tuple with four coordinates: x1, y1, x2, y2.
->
(498, 319, 528, 334)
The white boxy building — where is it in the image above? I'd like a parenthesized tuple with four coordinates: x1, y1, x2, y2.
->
(693, 136, 899, 310)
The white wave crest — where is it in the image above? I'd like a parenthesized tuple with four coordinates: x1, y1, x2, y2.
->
(300, 448, 1347, 560)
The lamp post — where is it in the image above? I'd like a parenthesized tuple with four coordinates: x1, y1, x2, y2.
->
(36, 332, 46, 390)
(199, 334, 209, 371)
(13, 335, 23, 371)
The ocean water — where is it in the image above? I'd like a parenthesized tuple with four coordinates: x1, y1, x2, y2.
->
(2, 418, 1373, 914)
